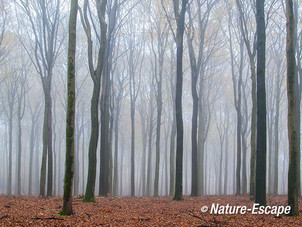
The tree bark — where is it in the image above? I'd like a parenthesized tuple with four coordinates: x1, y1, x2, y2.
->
(255, 0, 266, 206)
(172, 0, 188, 201)
(286, 0, 299, 216)
(81, 0, 107, 202)
(62, 0, 77, 215)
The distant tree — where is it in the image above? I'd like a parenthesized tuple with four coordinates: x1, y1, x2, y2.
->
(1, 69, 17, 196)
(16, 0, 63, 197)
(226, 4, 244, 195)
(168, 47, 176, 196)
(112, 67, 127, 196)
(255, 0, 266, 206)
(16, 67, 26, 196)
(186, 0, 218, 197)
(286, 0, 299, 216)
(148, 2, 169, 197)
(0, 0, 8, 64)
(28, 96, 42, 196)
(235, 0, 257, 198)
(61, 0, 78, 215)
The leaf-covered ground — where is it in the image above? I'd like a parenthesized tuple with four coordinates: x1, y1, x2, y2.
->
(0, 195, 301, 226)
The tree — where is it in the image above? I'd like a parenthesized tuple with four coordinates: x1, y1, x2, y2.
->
(99, 0, 120, 197)
(148, 2, 169, 197)
(226, 4, 245, 195)
(171, 0, 188, 201)
(286, 0, 299, 216)
(61, 0, 78, 215)
(186, 0, 218, 197)
(16, 67, 26, 196)
(0, 0, 8, 64)
(168, 47, 176, 196)
(255, 0, 266, 206)
(80, 0, 107, 202)
(293, 0, 301, 198)
(16, 0, 63, 197)
(235, 0, 257, 198)
(112, 67, 127, 196)
(28, 96, 42, 196)
(1, 69, 17, 195)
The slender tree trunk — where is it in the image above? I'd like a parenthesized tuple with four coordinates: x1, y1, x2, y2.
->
(99, 61, 110, 197)
(84, 83, 100, 202)
(273, 69, 281, 195)
(7, 108, 13, 196)
(191, 69, 198, 197)
(82, 112, 85, 194)
(47, 91, 53, 197)
(268, 112, 273, 194)
(113, 100, 121, 196)
(40, 100, 48, 197)
(28, 117, 35, 195)
(108, 100, 114, 195)
(146, 89, 154, 196)
(236, 106, 242, 195)
(17, 106, 22, 195)
(130, 100, 135, 196)
(74, 127, 80, 196)
(154, 66, 163, 197)
(82, 0, 107, 202)
(224, 116, 229, 194)
(219, 141, 223, 194)
(242, 133, 247, 194)
(138, 101, 147, 196)
(169, 116, 176, 196)
(53, 98, 57, 196)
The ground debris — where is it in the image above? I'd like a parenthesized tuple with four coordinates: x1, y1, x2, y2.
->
(0, 195, 301, 226)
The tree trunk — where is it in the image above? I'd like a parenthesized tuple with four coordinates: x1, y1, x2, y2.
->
(173, 0, 188, 201)
(130, 101, 135, 196)
(82, 0, 107, 202)
(7, 106, 13, 196)
(169, 116, 176, 196)
(82, 112, 85, 194)
(224, 115, 229, 194)
(47, 91, 53, 197)
(62, 0, 77, 215)
(99, 64, 110, 197)
(113, 98, 121, 196)
(191, 69, 198, 197)
(17, 104, 22, 195)
(273, 67, 281, 195)
(40, 100, 48, 197)
(146, 92, 154, 196)
(286, 0, 299, 216)
(154, 57, 163, 197)
(28, 116, 35, 195)
(84, 83, 101, 202)
(293, 1, 301, 198)
(249, 61, 257, 200)
(255, 0, 266, 206)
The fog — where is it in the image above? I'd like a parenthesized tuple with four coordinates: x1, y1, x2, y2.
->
(0, 0, 300, 201)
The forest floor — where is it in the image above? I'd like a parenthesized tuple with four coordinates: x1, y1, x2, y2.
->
(0, 195, 302, 226)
